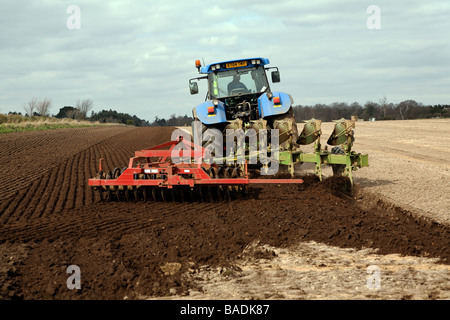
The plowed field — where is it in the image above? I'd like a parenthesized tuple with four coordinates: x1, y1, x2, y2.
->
(1, 121, 449, 300)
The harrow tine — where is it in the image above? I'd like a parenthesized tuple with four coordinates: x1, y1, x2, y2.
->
(105, 171, 113, 201)
(223, 187, 231, 202)
(98, 188, 104, 202)
(178, 187, 186, 203)
(196, 185, 203, 202)
(198, 185, 204, 203)
(142, 187, 149, 202)
(216, 186, 223, 201)
(95, 171, 105, 202)
(185, 187, 192, 202)
(207, 187, 214, 202)
(112, 168, 122, 201)
(151, 187, 158, 201)
(124, 187, 132, 201)
(160, 188, 167, 202)
(133, 187, 140, 202)
(106, 187, 113, 201)
(188, 188, 194, 202)
(116, 189, 122, 201)
(207, 167, 218, 202)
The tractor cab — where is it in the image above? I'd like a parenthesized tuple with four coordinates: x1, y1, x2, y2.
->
(189, 58, 290, 127)
(189, 58, 280, 100)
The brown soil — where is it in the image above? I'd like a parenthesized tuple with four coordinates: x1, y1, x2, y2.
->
(0, 125, 449, 300)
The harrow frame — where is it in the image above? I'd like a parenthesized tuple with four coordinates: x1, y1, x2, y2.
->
(88, 136, 304, 195)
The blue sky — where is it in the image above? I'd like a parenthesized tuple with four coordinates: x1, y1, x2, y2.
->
(1, 0, 449, 121)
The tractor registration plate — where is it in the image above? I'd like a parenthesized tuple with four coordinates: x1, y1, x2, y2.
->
(226, 61, 247, 68)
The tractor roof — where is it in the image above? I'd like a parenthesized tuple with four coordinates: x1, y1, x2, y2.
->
(200, 57, 270, 74)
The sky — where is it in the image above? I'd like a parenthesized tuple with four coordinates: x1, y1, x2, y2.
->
(1, 0, 449, 121)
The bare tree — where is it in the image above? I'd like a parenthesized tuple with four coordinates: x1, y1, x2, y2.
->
(378, 96, 388, 119)
(36, 98, 52, 117)
(76, 99, 93, 119)
(66, 108, 81, 119)
(24, 97, 38, 116)
(397, 100, 418, 120)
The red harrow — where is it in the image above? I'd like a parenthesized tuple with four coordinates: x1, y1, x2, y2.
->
(88, 136, 304, 202)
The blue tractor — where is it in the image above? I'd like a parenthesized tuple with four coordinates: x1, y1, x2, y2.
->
(188, 57, 369, 184)
(188, 57, 299, 152)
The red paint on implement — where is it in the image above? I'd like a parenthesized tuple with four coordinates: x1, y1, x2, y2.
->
(88, 136, 303, 189)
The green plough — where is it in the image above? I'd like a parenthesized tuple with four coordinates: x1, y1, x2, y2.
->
(216, 118, 369, 187)
(278, 118, 369, 187)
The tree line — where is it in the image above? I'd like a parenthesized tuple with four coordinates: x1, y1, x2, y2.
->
(89, 109, 150, 126)
(292, 98, 449, 122)
(150, 114, 194, 127)
(5, 96, 448, 128)
(16, 97, 150, 127)
(147, 98, 448, 126)
(22, 97, 95, 120)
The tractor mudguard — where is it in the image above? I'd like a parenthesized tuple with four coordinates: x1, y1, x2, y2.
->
(258, 91, 293, 118)
(194, 100, 228, 125)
